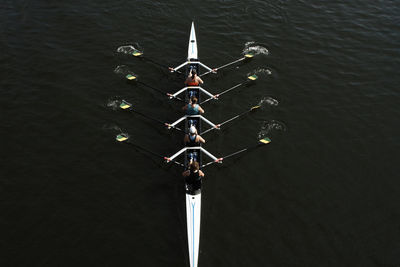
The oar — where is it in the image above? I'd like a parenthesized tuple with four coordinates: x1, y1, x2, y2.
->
(119, 100, 184, 132)
(116, 134, 184, 167)
(130, 48, 184, 74)
(199, 52, 255, 77)
(129, 48, 168, 69)
(201, 137, 271, 168)
(201, 105, 261, 135)
(125, 74, 185, 102)
(125, 74, 166, 95)
(200, 74, 258, 105)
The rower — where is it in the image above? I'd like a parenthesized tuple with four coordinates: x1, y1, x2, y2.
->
(185, 69, 203, 86)
(184, 125, 205, 146)
(182, 161, 205, 189)
(182, 96, 204, 115)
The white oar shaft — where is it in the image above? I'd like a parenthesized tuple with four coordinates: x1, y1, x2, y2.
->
(216, 57, 245, 70)
(200, 82, 244, 105)
(200, 57, 245, 77)
(218, 82, 244, 97)
(199, 97, 214, 105)
(200, 127, 214, 135)
(219, 115, 240, 126)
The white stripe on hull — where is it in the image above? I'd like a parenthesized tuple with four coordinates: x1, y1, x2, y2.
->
(186, 193, 201, 267)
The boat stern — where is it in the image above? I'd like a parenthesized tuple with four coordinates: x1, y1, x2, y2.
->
(186, 192, 201, 267)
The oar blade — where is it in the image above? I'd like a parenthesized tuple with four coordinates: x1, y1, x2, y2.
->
(116, 133, 129, 142)
(259, 137, 271, 144)
(250, 105, 260, 111)
(247, 74, 258, 81)
(244, 52, 254, 58)
(120, 100, 132, 110)
(132, 48, 143, 57)
(126, 74, 137, 80)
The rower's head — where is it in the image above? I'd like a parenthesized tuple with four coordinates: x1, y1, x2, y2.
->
(191, 69, 197, 79)
(189, 125, 197, 135)
(190, 161, 200, 172)
(191, 96, 198, 104)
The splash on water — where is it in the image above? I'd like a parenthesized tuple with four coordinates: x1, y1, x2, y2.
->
(106, 97, 122, 110)
(102, 124, 123, 132)
(259, 97, 279, 107)
(257, 120, 286, 139)
(118, 132, 130, 138)
(243, 41, 269, 56)
(114, 65, 129, 75)
(114, 65, 137, 78)
(257, 96, 279, 107)
(246, 67, 272, 79)
(116, 43, 142, 54)
(254, 67, 272, 75)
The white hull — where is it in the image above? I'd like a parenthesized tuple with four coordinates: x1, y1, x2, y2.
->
(186, 193, 201, 267)
(185, 21, 201, 267)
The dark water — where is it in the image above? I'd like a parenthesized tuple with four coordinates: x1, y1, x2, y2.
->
(1, 0, 399, 266)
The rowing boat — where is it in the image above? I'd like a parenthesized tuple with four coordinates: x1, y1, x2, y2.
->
(185, 22, 202, 267)
(167, 22, 266, 267)
(168, 22, 220, 267)
(115, 21, 272, 267)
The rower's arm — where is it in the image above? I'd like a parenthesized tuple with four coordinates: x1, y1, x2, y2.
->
(198, 106, 205, 114)
(198, 136, 206, 144)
